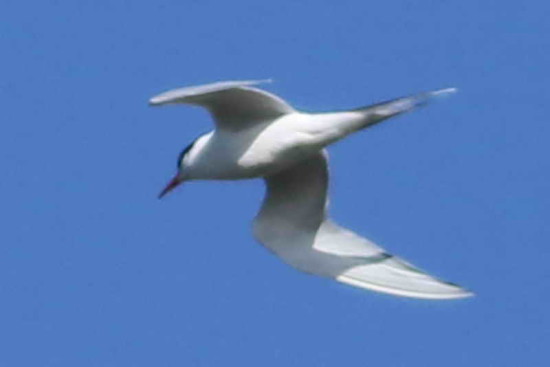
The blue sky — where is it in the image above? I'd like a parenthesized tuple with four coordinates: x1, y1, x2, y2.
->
(2, 0, 549, 365)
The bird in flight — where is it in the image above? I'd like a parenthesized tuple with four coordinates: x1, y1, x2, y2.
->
(150, 80, 472, 300)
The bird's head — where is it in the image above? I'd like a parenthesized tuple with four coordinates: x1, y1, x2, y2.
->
(158, 140, 196, 199)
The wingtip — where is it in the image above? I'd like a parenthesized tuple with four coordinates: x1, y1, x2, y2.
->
(337, 274, 474, 300)
(444, 286, 475, 299)
(431, 87, 458, 97)
(148, 97, 163, 106)
(148, 91, 174, 106)
(457, 287, 475, 298)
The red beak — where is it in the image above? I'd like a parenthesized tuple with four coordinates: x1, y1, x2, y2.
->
(158, 174, 183, 199)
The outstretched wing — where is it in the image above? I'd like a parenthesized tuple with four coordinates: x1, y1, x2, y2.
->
(149, 80, 295, 131)
(253, 151, 473, 300)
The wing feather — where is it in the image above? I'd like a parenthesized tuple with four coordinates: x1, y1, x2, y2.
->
(253, 151, 473, 300)
(149, 80, 295, 131)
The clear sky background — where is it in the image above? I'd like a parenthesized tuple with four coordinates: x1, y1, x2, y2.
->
(2, 1, 549, 366)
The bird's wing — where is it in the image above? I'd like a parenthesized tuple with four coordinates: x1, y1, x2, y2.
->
(253, 151, 473, 300)
(352, 88, 457, 128)
(149, 80, 295, 131)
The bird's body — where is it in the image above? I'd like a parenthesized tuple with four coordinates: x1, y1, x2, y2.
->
(150, 80, 473, 300)
(179, 111, 367, 181)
